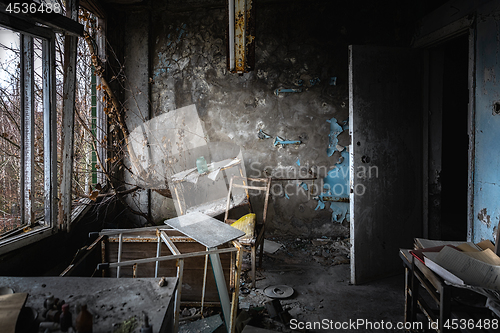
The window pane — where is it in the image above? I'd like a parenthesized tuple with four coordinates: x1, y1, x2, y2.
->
(0, 27, 22, 233)
(33, 37, 44, 221)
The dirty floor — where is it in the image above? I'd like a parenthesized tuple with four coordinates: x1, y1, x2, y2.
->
(181, 237, 407, 333)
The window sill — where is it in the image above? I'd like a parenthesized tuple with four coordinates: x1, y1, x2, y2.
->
(0, 225, 55, 256)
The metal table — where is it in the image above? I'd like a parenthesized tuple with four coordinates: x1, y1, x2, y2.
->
(165, 212, 244, 332)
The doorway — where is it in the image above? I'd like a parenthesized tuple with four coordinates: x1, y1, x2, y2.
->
(427, 34, 469, 240)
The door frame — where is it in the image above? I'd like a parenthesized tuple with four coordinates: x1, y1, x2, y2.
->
(414, 14, 475, 242)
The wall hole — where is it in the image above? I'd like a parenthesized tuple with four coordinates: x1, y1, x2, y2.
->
(494, 102, 500, 115)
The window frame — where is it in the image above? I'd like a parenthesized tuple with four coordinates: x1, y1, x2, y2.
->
(0, 14, 58, 253)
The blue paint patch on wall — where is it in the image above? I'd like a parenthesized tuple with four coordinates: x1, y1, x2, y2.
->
(330, 202, 348, 222)
(326, 117, 344, 156)
(315, 200, 325, 210)
(313, 116, 350, 223)
(154, 52, 171, 78)
(177, 24, 187, 41)
(323, 150, 349, 199)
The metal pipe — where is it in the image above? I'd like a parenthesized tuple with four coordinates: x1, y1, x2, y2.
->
(160, 230, 180, 255)
(174, 258, 184, 332)
(155, 233, 161, 278)
(200, 249, 209, 317)
(106, 247, 237, 268)
(230, 241, 243, 333)
(209, 247, 231, 332)
(228, 0, 235, 71)
(98, 225, 172, 236)
(117, 233, 123, 278)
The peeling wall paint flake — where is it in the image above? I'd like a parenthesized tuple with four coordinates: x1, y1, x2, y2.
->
(478, 208, 492, 228)
(326, 117, 344, 156)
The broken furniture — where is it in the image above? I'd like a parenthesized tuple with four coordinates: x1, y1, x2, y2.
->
(170, 157, 245, 216)
(164, 212, 245, 333)
(91, 212, 244, 333)
(400, 248, 498, 332)
(224, 176, 271, 288)
(0, 276, 177, 332)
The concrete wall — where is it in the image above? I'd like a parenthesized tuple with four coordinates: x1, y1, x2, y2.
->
(150, 2, 350, 237)
(106, 0, 419, 237)
(472, 1, 500, 242)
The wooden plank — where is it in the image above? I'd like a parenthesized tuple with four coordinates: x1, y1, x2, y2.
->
(0, 2, 84, 36)
(0, 11, 53, 39)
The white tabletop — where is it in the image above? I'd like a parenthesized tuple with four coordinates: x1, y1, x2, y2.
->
(164, 212, 245, 248)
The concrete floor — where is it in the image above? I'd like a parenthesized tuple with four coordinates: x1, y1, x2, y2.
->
(237, 238, 406, 333)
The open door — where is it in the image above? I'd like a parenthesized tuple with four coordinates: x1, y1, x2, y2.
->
(349, 45, 422, 284)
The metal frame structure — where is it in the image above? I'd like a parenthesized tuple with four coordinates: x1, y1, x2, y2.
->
(95, 226, 243, 333)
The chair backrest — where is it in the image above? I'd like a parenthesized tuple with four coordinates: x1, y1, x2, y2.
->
(224, 176, 271, 226)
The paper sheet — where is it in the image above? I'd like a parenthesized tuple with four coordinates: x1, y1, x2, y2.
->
(434, 246, 500, 290)
(463, 248, 500, 266)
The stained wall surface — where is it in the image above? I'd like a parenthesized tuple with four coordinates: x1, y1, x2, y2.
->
(107, 0, 419, 236)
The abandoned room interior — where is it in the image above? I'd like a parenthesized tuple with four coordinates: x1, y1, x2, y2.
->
(1, 0, 500, 332)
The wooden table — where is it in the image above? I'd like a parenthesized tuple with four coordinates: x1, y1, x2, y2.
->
(400, 249, 498, 332)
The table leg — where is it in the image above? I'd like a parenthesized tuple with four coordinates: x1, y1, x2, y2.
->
(209, 247, 231, 333)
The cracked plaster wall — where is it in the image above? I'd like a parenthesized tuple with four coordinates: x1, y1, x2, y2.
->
(148, 4, 350, 237)
(107, 0, 417, 236)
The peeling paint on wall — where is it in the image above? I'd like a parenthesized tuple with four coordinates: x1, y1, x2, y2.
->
(330, 202, 347, 222)
(326, 117, 344, 157)
(313, 118, 350, 223)
(323, 150, 350, 199)
(472, 2, 500, 243)
(273, 136, 302, 146)
(478, 208, 492, 228)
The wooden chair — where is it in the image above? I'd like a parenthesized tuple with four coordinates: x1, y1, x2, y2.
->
(224, 176, 271, 288)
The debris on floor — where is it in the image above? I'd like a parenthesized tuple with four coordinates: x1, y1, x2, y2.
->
(179, 314, 223, 333)
(231, 237, 352, 332)
(263, 237, 350, 267)
(263, 240, 283, 254)
(263, 285, 294, 299)
(178, 236, 403, 333)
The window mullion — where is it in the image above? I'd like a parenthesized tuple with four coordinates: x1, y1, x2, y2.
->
(42, 35, 57, 229)
(21, 34, 35, 227)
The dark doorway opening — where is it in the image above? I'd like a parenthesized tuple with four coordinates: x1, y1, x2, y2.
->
(439, 34, 469, 240)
